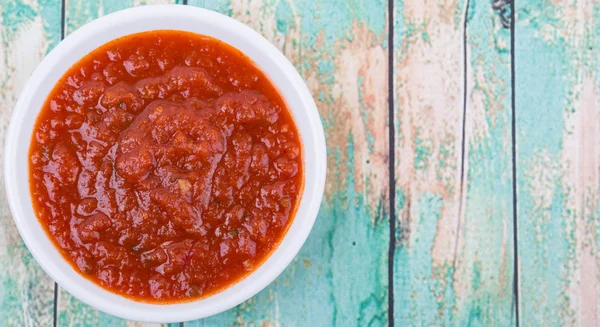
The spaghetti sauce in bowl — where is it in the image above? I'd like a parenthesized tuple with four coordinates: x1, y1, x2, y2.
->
(29, 30, 303, 302)
(6, 5, 325, 322)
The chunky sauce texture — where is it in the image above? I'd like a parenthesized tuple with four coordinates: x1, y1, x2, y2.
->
(29, 31, 303, 302)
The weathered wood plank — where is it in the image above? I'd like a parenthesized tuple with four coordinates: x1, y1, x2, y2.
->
(393, 0, 516, 325)
(516, 1, 600, 325)
(0, 0, 61, 326)
(186, 0, 390, 326)
(59, 1, 178, 326)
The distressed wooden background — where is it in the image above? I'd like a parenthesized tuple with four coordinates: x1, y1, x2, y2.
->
(0, 0, 598, 326)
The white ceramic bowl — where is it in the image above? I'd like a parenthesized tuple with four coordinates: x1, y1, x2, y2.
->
(4, 4, 326, 323)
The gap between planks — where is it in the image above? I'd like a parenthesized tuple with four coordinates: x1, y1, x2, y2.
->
(509, 0, 520, 325)
(387, 0, 396, 326)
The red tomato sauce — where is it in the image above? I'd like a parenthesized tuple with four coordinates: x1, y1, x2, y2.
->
(28, 31, 303, 302)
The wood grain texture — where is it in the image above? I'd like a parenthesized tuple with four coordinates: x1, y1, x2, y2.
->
(393, 0, 516, 325)
(0, 0, 61, 326)
(185, 0, 390, 326)
(516, 1, 600, 325)
(59, 1, 178, 326)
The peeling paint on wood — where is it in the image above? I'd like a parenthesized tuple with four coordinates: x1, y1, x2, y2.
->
(0, 0, 60, 326)
(393, 0, 516, 325)
(516, 1, 600, 326)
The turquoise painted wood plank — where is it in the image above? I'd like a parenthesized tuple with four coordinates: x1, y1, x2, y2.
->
(0, 0, 61, 326)
(393, 0, 515, 325)
(186, 0, 390, 326)
(516, 1, 600, 325)
(59, 1, 179, 326)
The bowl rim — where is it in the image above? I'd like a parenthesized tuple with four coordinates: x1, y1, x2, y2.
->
(4, 4, 326, 323)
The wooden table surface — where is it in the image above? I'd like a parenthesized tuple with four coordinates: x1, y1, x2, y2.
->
(0, 0, 599, 326)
